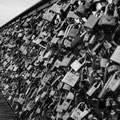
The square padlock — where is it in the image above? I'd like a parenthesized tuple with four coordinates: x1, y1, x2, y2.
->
(62, 72, 79, 87)
(71, 60, 83, 71)
(84, 15, 99, 29)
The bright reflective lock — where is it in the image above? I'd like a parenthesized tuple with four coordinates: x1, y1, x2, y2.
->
(62, 72, 79, 87)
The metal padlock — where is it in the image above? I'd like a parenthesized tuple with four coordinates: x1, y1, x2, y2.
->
(86, 82, 101, 97)
(56, 93, 65, 112)
(70, 57, 86, 72)
(51, 35, 59, 44)
(62, 72, 79, 87)
(98, 72, 118, 99)
(71, 102, 91, 120)
(63, 38, 72, 48)
(62, 92, 74, 111)
(83, 33, 90, 42)
(110, 46, 120, 64)
(108, 71, 120, 92)
(107, 65, 119, 73)
(67, 11, 79, 19)
(61, 54, 73, 67)
(43, 11, 56, 22)
(49, 88, 56, 96)
(63, 83, 71, 91)
(100, 58, 109, 68)
(84, 14, 100, 29)
(58, 30, 65, 37)
(49, 2, 62, 14)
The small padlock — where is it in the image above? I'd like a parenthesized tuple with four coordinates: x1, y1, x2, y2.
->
(71, 102, 91, 120)
(86, 82, 101, 97)
(108, 71, 120, 92)
(70, 59, 85, 72)
(61, 92, 74, 111)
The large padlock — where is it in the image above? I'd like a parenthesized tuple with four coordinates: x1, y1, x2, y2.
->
(62, 71, 79, 87)
(98, 4, 118, 26)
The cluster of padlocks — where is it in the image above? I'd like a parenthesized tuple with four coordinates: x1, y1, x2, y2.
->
(0, 0, 120, 120)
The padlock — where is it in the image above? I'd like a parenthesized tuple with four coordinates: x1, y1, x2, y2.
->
(71, 102, 91, 120)
(84, 14, 100, 29)
(98, 78, 111, 98)
(110, 46, 120, 64)
(98, 72, 117, 99)
(107, 65, 119, 73)
(71, 31, 86, 48)
(100, 58, 109, 68)
(62, 98, 73, 111)
(17, 96, 25, 105)
(63, 83, 71, 91)
(63, 39, 72, 48)
(83, 33, 90, 42)
(51, 36, 59, 44)
(103, 40, 112, 50)
(67, 28, 79, 38)
(62, 111, 70, 120)
(75, 3, 88, 17)
(50, 2, 62, 14)
(70, 57, 86, 72)
(67, 11, 79, 19)
(61, 54, 74, 67)
(108, 71, 120, 92)
(26, 101, 35, 111)
(62, 72, 79, 87)
(33, 37, 42, 44)
(58, 30, 65, 37)
(86, 82, 101, 97)
(43, 11, 56, 22)
(53, 59, 61, 68)
(56, 93, 65, 112)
